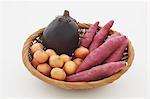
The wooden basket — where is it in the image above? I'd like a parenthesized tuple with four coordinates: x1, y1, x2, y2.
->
(22, 23, 134, 90)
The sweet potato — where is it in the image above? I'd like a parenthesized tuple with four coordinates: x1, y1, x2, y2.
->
(76, 35, 127, 73)
(89, 20, 114, 52)
(106, 32, 121, 40)
(104, 38, 128, 63)
(66, 61, 126, 82)
(80, 22, 99, 48)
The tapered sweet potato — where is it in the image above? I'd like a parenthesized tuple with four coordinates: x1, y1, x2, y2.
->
(104, 39, 128, 63)
(66, 61, 126, 82)
(106, 32, 121, 40)
(89, 20, 114, 52)
(76, 35, 127, 73)
(80, 22, 99, 48)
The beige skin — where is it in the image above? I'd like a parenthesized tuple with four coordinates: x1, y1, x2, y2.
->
(33, 50, 49, 63)
(60, 54, 71, 63)
(73, 58, 83, 66)
(30, 43, 44, 54)
(37, 63, 51, 76)
(51, 68, 66, 81)
(74, 46, 89, 59)
(45, 49, 57, 57)
(63, 61, 78, 75)
(31, 58, 39, 68)
(49, 55, 64, 68)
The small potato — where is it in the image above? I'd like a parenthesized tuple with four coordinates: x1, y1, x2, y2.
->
(74, 46, 89, 59)
(49, 55, 64, 68)
(30, 43, 44, 54)
(37, 63, 51, 76)
(63, 61, 78, 75)
(45, 49, 57, 57)
(60, 54, 71, 63)
(51, 68, 66, 80)
(33, 50, 49, 63)
(73, 58, 83, 66)
(31, 58, 39, 68)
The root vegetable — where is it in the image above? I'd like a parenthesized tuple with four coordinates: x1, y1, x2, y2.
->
(60, 54, 71, 62)
(74, 47, 89, 59)
(51, 68, 66, 80)
(37, 63, 51, 76)
(30, 43, 44, 54)
(31, 58, 39, 68)
(63, 61, 78, 75)
(73, 58, 83, 66)
(66, 61, 126, 82)
(80, 22, 99, 48)
(89, 20, 114, 52)
(49, 55, 64, 68)
(45, 49, 57, 57)
(104, 39, 128, 63)
(76, 36, 127, 73)
(106, 32, 121, 40)
(33, 50, 49, 63)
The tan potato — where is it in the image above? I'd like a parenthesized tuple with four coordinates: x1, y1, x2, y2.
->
(63, 61, 78, 75)
(37, 63, 51, 76)
(30, 43, 44, 54)
(45, 49, 57, 57)
(51, 68, 66, 80)
(60, 54, 71, 63)
(74, 46, 89, 59)
(73, 58, 83, 66)
(33, 50, 49, 63)
(49, 55, 64, 68)
(31, 58, 39, 68)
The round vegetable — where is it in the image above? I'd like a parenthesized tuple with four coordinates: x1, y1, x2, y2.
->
(60, 54, 71, 63)
(63, 61, 78, 75)
(51, 68, 66, 80)
(49, 55, 64, 68)
(45, 49, 57, 57)
(74, 47, 89, 59)
(73, 58, 83, 66)
(30, 43, 44, 54)
(31, 58, 39, 68)
(33, 50, 49, 63)
(42, 10, 79, 55)
(37, 63, 51, 76)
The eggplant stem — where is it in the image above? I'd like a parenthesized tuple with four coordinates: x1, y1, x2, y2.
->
(63, 10, 69, 16)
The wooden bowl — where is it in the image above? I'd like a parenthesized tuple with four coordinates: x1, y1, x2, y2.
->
(22, 23, 134, 89)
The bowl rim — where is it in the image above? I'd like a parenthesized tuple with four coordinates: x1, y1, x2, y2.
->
(22, 23, 135, 89)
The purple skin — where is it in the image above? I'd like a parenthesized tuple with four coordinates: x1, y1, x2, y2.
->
(106, 32, 121, 40)
(80, 22, 99, 48)
(66, 61, 126, 82)
(76, 35, 127, 73)
(89, 20, 114, 52)
(104, 39, 128, 63)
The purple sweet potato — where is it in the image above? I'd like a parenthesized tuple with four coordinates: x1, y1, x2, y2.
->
(106, 32, 121, 40)
(76, 35, 127, 73)
(66, 61, 126, 82)
(80, 22, 99, 48)
(104, 38, 128, 63)
(89, 20, 114, 52)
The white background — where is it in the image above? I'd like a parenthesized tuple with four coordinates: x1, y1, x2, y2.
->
(0, 0, 149, 99)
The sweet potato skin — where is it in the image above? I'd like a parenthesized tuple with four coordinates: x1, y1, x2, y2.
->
(89, 20, 114, 52)
(66, 61, 126, 82)
(76, 36, 127, 73)
(104, 39, 128, 63)
(80, 22, 99, 48)
(106, 32, 121, 40)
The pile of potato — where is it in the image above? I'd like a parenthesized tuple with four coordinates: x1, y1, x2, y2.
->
(30, 42, 89, 81)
